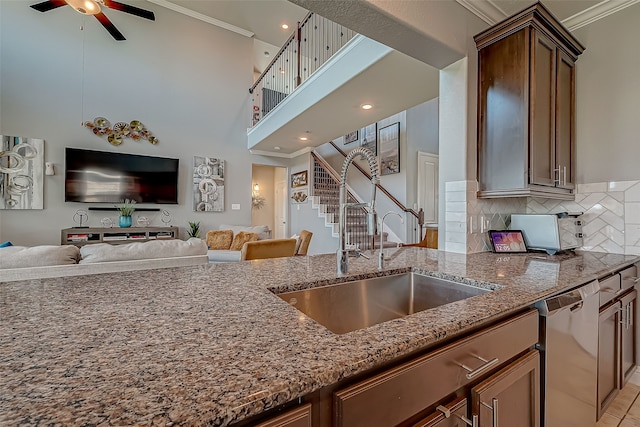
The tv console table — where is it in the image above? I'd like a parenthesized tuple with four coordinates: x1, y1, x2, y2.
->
(61, 227, 179, 247)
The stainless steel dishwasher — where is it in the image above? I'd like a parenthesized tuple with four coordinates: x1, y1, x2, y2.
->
(536, 280, 600, 427)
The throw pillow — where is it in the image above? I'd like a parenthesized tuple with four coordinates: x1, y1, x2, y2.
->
(206, 230, 233, 250)
(229, 231, 259, 251)
(0, 241, 13, 248)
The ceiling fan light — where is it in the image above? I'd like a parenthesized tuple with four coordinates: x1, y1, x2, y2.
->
(65, 0, 101, 15)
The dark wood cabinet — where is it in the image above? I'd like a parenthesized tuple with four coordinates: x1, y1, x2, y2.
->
(254, 404, 312, 427)
(471, 350, 540, 427)
(598, 301, 620, 419)
(597, 265, 638, 419)
(620, 290, 637, 385)
(475, 2, 584, 199)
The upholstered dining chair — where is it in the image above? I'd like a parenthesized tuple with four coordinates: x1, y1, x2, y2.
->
(295, 230, 313, 256)
(403, 227, 438, 249)
(240, 238, 297, 261)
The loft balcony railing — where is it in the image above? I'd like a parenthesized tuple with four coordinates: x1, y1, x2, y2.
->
(249, 12, 357, 127)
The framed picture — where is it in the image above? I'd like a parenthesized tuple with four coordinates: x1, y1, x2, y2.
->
(488, 230, 528, 253)
(344, 130, 359, 144)
(379, 122, 400, 175)
(291, 170, 308, 188)
(291, 187, 309, 204)
(360, 123, 376, 155)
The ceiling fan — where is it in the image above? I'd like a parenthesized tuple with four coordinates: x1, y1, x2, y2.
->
(30, 0, 155, 41)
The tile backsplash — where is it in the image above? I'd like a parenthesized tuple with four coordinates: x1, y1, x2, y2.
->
(528, 181, 640, 255)
(444, 180, 640, 255)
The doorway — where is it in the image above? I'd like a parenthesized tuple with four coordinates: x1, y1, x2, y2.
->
(417, 152, 439, 225)
(251, 164, 288, 238)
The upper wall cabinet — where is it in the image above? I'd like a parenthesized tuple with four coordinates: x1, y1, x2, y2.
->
(475, 2, 585, 200)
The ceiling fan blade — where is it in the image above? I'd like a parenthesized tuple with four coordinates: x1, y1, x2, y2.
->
(94, 12, 126, 40)
(30, 0, 67, 12)
(102, 0, 155, 21)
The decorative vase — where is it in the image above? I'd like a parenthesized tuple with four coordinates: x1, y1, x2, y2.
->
(119, 215, 132, 228)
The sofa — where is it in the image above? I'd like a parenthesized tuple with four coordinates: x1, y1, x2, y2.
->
(206, 226, 312, 263)
(0, 238, 209, 282)
(206, 224, 272, 263)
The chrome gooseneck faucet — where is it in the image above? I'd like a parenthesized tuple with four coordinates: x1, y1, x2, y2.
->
(337, 147, 379, 275)
(379, 211, 403, 269)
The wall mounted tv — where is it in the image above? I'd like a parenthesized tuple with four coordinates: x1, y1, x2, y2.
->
(65, 148, 179, 204)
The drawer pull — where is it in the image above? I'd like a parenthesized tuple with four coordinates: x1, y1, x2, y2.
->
(459, 354, 499, 380)
(434, 406, 477, 427)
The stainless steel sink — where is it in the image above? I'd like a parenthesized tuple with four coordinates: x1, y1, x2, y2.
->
(275, 272, 490, 334)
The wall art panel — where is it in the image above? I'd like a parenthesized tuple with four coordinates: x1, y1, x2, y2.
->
(193, 156, 224, 212)
(1, 136, 44, 210)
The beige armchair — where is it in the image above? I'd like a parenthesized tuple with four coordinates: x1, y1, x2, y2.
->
(240, 238, 297, 261)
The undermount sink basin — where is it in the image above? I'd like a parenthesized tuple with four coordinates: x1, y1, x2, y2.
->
(275, 272, 490, 334)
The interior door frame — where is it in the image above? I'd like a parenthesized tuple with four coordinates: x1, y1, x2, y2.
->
(274, 172, 288, 239)
(417, 151, 439, 225)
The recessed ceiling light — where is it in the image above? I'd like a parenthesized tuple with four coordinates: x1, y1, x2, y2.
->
(299, 137, 308, 141)
(281, 23, 289, 30)
(361, 103, 374, 110)
(274, 146, 281, 150)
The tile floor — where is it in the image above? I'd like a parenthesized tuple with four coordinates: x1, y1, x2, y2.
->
(597, 373, 640, 427)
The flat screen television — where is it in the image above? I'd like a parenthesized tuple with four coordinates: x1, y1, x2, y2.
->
(65, 148, 179, 204)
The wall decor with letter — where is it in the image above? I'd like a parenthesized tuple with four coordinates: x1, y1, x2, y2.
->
(379, 122, 400, 175)
(193, 156, 224, 212)
(0, 136, 44, 209)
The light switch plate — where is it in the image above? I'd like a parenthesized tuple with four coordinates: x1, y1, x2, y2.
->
(231, 204, 240, 210)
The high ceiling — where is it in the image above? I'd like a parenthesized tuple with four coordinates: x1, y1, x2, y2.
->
(148, 0, 309, 74)
(148, 0, 638, 75)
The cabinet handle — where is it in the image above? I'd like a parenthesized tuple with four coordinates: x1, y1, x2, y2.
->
(554, 167, 561, 184)
(563, 166, 567, 186)
(481, 398, 499, 426)
(458, 354, 499, 379)
(601, 287, 624, 296)
(434, 406, 477, 427)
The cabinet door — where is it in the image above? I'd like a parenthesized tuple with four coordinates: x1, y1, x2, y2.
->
(411, 397, 469, 427)
(254, 404, 312, 427)
(555, 49, 576, 190)
(529, 29, 556, 188)
(598, 301, 621, 418)
(471, 350, 540, 427)
(621, 290, 637, 385)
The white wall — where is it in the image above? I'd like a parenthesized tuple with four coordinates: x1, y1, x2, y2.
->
(0, 1, 287, 245)
(573, 3, 640, 183)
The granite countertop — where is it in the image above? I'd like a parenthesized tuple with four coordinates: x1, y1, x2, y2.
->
(1, 248, 638, 425)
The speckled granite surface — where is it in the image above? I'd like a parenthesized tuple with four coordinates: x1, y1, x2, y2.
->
(1, 249, 638, 425)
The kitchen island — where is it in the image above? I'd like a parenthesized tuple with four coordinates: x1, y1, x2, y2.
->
(1, 248, 638, 425)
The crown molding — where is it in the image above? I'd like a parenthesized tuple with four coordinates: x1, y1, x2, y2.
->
(249, 146, 313, 159)
(457, 0, 639, 30)
(146, 0, 255, 38)
(563, 0, 640, 31)
(455, 0, 507, 24)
